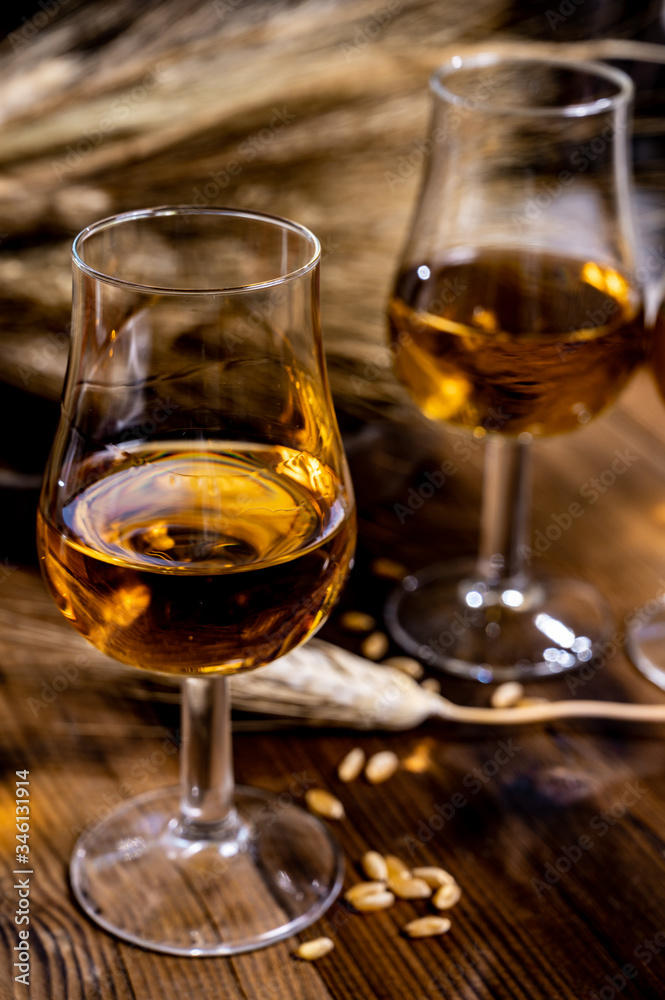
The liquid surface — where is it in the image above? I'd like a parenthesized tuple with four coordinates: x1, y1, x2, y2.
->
(389, 250, 645, 436)
(38, 444, 355, 674)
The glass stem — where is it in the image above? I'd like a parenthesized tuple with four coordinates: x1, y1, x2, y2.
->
(477, 436, 531, 591)
(179, 675, 238, 837)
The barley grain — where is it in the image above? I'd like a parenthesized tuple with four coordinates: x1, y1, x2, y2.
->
(404, 916, 451, 938)
(382, 656, 424, 680)
(365, 750, 399, 784)
(294, 937, 335, 960)
(385, 854, 410, 879)
(339, 610, 376, 633)
(412, 866, 456, 888)
(361, 850, 388, 881)
(388, 874, 431, 899)
(371, 558, 408, 581)
(305, 788, 345, 820)
(432, 881, 462, 909)
(361, 631, 390, 661)
(491, 681, 524, 709)
(350, 890, 395, 911)
(344, 881, 387, 904)
(337, 746, 365, 783)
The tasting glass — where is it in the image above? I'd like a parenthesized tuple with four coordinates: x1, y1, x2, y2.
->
(386, 52, 644, 682)
(589, 43, 665, 690)
(37, 207, 356, 955)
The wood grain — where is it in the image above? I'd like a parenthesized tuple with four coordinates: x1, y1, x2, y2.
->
(4, 367, 665, 1000)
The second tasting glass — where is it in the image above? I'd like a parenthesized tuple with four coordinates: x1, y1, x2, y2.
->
(37, 207, 356, 955)
(387, 53, 644, 682)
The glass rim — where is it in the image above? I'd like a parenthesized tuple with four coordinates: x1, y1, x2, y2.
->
(71, 205, 322, 294)
(430, 50, 634, 118)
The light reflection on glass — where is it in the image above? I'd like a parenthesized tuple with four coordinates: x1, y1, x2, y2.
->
(535, 613, 575, 648)
(572, 635, 592, 661)
(502, 589, 523, 608)
(543, 647, 576, 669)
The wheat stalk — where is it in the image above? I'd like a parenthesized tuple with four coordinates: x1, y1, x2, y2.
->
(3, 598, 665, 729)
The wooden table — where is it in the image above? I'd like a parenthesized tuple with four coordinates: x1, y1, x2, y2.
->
(3, 2, 665, 997)
(5, 373, 665, 1000)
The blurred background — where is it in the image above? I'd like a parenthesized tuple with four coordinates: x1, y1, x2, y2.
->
(1, 0, 665, 570)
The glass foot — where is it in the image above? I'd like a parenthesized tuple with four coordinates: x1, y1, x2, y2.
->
(626, 599, 665, 691)
(385, 558, 614, 682)
(70, 784, 344, 956)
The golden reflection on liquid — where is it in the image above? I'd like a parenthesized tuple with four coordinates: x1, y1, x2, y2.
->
(401, 740, 435, 774)
(581, 261, 630, 305)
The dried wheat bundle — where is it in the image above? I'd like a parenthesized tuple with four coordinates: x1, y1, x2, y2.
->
(230, 639, 435, 729)
(230, 638, 665, 729)
(3, 591, 665, 729)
